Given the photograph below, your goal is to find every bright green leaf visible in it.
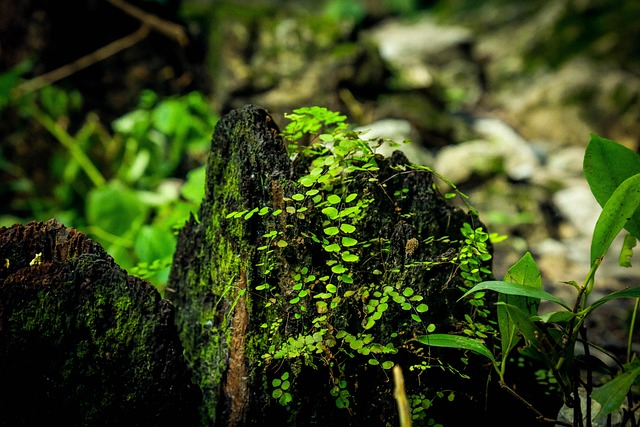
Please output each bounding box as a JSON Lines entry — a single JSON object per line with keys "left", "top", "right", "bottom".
{"left": 584, "top": 134, "right": 640, "bottom": 239}
{"left": 332, "top": 264, "right": 347, "bottom": 274}
{"left": 592, "top": 365, "right": 640, "bottom": 420}
{"left": 619, "top": 233, "right": 636, "bottom": 268}
{"left": 324, "top": 243, "right": 341, "bottom": 253}
{"left": 324, "top": 226, "right": 340, "bottom": 236}
{"left": 300, "top": 177, "right": 315, "bottom": 187}
{"left": 345, "top": 193, "right": 358, "bottom": 203}
{"left": 340, "top": 223, "right": 356, "bottom": 233}
{"left": 416, "top": 303, "right": 429, "bottom": 313}
{"left": 134, "top": 225, "right": 175, "bottom": 263}
{"left": 327, "top": 194, "right": 341, "bottom": 204}
{"left": 87, "top": 182, "right": 146, "bottom": 236}
{"left": 341, "top": 237, "right": 358, "bottom": 247}
{"left": 590, "top": 173, "right": 640, "bottom": 264}
{"left": 341, "top": 252, "right": 359, "bottom": 262}
{"left": 460, "top": 281, "right": 571, "bottom": 310}
{"left": 417, "top": 334, "right": 495, "bottom": 363}
{"left": 322, "top": 206, "right": 339, "bottom": 219}
{"left": 498, "top": 252, "right": 542, "bottom": 359}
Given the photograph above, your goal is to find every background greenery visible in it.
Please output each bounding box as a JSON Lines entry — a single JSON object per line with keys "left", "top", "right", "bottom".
{"left": 1, "top": 0, "right": 638, "bottom": 292}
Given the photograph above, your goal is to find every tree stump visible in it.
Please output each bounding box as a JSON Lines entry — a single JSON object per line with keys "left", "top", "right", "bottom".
{"left": 168, "top": 105, "right": 497, "bottom": 425}
{"left": 0, "top": 219, "right": 201, "bottom": 426}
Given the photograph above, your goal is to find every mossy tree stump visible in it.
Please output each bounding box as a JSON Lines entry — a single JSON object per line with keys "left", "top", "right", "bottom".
{"left": 0, "top": 219, "right": 201, "bottom": 426}
{"left": 168, "top": 105, "right": 501, "bottom": 425}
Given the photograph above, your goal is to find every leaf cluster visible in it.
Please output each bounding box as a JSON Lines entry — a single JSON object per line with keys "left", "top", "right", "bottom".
{"left": 419, "top": 134, "right": 640, "bottom": 425}
{"left": 1, "top": 66, "right": 217, "bottom": 291}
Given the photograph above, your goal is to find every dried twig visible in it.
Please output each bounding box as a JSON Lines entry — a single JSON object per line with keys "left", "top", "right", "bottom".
{"left": 14, "top": 25, "right": 150, "bottom": 97}
{"left": 12, "top": 0, "right": 188, "bottom": 98}
{"left": 105, "top": 0, "right": 188, "bottom": 46}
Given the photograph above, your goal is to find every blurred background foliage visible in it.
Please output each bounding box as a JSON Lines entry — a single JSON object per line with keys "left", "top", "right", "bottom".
{"left": 1, "top": 0, "right": 638, "bottom": 292}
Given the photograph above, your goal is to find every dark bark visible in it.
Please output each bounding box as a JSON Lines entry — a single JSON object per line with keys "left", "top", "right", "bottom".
{"left": 168, "top": 105, "right": 497, "bottom": 426}
{"left": 0, "top": 219, "right": 201, "bottom": 426}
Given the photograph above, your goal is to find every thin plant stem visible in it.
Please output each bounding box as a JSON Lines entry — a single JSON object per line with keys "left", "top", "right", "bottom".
{"left": 32, "top": 107, "right": 106, "bottom": 188}
{"left": 628, "top": 298, "right": 640, "bottom": 363}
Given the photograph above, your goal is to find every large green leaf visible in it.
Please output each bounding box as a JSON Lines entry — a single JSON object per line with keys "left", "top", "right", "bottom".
{"left": 584, "top": 134, "right": 640, "bottom": 240}
{"left": 416, "top": 334, "right": 495, "bottom": 363}
{"left": 134, "top": 225, "right": 176, "bottom": 264}
{"left": 86, "top": 181, "right": 147, "bottom": 236}
{"left": 497, "top": 252, "right": 542, "bottom": 358}
{"left": 592, "top": 365, "right": 640, "bottom": 420}
{"left": 590, "top": 173, "right": 640, "bottom": 264}
{"left": 460, "top": 281, "right": 571, "bottom": 310}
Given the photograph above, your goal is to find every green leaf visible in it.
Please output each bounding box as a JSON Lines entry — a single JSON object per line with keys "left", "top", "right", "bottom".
{"left": 619, "top": 234, "right": 636, "bottom": 267}
{"left": 497, "top": 252, "right": 542, "bottom": 358}
{"left": 322, "top": 206, "right": 339, "bottom": 219}
{"left": 590, "top": 173, "right": 640, "bottom": 264}
{"left": 340, "top": 223, "right": 356, "bottom": 233}
{"left": 584, "top": 134, "right": 640, "bottom": 239}
{"left": 300, "top": 176, "right": 315, "bottom": 187}
{"left": 327, "top": 194, "right": 341, "bottom": 205}
{"left": 280, "top": 393, "right": 292, "bottom": 405}
{"left": 341, "top": 237, "right": 358, "bottom": 247}
{"left": 331, "top": 264, "right": 347, "bottom": 274}
{"left": 417, "top": 334, "right": 495, "bottom": 363}
{"left": 497, "top": 302, "right": 563, "bottom": 377}
{"left": 341, "top": 252, "right": 359, "bottom": 262}
{"left": 324, "top": 243, "right": 341, "bottom": 253}
{"left": 460, "top": 281, "right": 571, "bottom": 310}
{"left": 587, "top": 286, "right": 640, "bottom": 314}
{"left": 180, "top": 165, "right": 206, "bottom": 203}
{"left": 86, "top": 182, "right": 146, "bottom": 236}
{"left": 416, "top": 303, "right": 429, "bottom": 313}
{"left": 134, "top": 225, "right": 175, "bottom": 263}
{"left": 324, "top": 226, "right": 340, "bottom": 236}
{"left": 592, "top": 365, "right": 640, "bottom": 420}
{"left": 533, "top": 311, "right": 576, "bottom": 324}
{"left": 244, "top": 207, "right": 259, "bottom": 220}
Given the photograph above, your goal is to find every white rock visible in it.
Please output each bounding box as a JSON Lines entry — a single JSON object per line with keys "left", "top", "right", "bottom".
{"left": 357, "top": 119, "right": 434, "bottom": 165}
{"left": 365, "top": 17, "right": 471, "bottom": 64}
{"left": 552, "top": 184, "right": 601, "bottom": 235}
{"left": 434, "top": 117, "right": 541, "bottom": 184}
{"left": 473, "top": 117, "right": 541, "bottom": 181}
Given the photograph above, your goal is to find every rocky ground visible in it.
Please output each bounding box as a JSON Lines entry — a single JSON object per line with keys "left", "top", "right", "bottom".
{"left": 208, "top": 0, "right": 640, "bottom": 360}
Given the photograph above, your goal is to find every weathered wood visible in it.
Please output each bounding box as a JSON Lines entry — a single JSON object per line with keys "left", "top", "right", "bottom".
{"left": 0, "top": 219, "right": 201, "bottom": 426}
{"left": 168, "top": 105, "right": 497, "bottom": 425}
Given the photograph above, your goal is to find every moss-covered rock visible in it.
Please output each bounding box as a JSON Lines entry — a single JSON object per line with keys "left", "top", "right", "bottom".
{"left": 0, "top": 219, "right": 200, "bottom": 426}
